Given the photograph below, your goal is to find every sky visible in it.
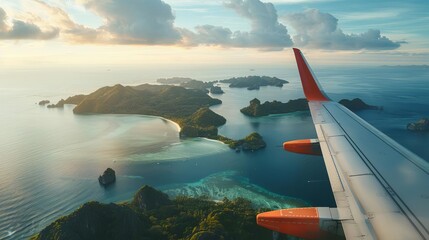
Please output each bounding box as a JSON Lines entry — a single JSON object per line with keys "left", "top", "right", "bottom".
{"left": 0, "top": 0, "right": 428, "bottom": 69}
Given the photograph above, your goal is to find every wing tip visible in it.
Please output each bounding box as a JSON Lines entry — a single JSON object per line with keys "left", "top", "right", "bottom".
{"left": 292, "top": 48, "right": 330, "bottom": 102}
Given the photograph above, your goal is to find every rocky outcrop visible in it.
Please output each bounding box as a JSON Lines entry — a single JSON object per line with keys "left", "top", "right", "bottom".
{"left": 407, "top": 118, "right": 429, "bottom": 132}
{"left": 98, "top": 168, "right": 116, "bottom": 186}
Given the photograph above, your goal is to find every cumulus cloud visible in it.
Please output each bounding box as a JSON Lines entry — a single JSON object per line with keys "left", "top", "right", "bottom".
{"left": 283, "top": 9, "right": 402, "bottom": 50}
{"left": 32, "top": 0, "right": 105, "bottom": 43}
{"left": 78, "top": 0, "right": 181, "bottom": 44}
{"left": 183, "top": 0, "right": 293, "bottom": 50}
{"left": 0, "top": 7, "right": 58, "bottom": 40}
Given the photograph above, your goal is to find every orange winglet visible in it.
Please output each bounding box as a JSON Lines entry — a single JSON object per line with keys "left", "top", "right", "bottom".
{"left": 257, "top": 208, "right": 323, "bottom": 239}
{"left": 293, "top": 48, "right": 329, "bottom": 101}
{"left": 283, "top": 139, "right": 322, "bottom": 156}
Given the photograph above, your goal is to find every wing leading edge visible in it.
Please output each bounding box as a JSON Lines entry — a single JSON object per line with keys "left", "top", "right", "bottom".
{"left": 257, "top": 48, "right": 429, "bottom": 240}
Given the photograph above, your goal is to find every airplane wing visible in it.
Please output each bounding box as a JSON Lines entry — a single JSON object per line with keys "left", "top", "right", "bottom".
{"left": 257, "top": 48, "right": 429, "bottom": 240}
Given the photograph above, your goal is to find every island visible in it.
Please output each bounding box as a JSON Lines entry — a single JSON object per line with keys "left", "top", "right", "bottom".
{"left": 407, "top": 118, "right": 429, "bottom": 132}
{"left": 338, "top": 98, "right": 380, "bottom": 111}
{"left": 157, "top": 77, "right": 214, "bottom": 92}
{"left": 210, "top": 86, "right": 224, "bottom": 94}
{"left": 240, "top": 98, "right": 379, "bottom": 117}
{"left": 31, "top": 185, "right": 273, "bottom": 240}
{"left": 240, "top": 98, "right": 309, "bottom": 117}
{"left": 214, "top": 132, "right": 266, "bottom": 151}
{"left": 220, "top": 76, "right": 288, "bottom": 90}
{"left": 38, "top": 100, "right": 50, "bottom": 105}
{"left": 53, "top": 84, "right": 266, "bottom": 151}
{"left": 98, "top": 168, "right": 116, "bottom": 186}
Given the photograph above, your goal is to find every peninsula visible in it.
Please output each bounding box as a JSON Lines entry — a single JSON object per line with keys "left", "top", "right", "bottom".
{"left": 31, "top": 185, "right": 273, "bottom": 240}
{"left": 220, "top": 76, "right": 288, "bottom": 90}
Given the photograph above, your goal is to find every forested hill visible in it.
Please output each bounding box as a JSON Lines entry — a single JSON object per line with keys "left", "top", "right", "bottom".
{"left": 73, "top": 84, "right": 221, "bottom": 118}
{"left": 31, "top": 185, "right": 278, "bottom": 240}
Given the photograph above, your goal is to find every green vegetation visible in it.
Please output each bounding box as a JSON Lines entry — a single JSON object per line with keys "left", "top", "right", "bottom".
{"left": 241, "top": 98, "right": 379, "bottom": 117}
{"left": 241, "top": 98, "right": 309, "bottom": 117}
{"left": 213, "top": 132, "right": 266, "bottom": 151}
{"left": 32, "top": 185, "right": 278, "bottom": 240}
{"left": 220, "top": 76, "right": 288, "bottom": 90}
{"left": 70, "top": 84, "right": 223, "bottom": 138}
{"left": 55, "top": 84, "right": 266, "bottom": 151}
{"left": 339, "top": 98, "right": 379, "bottom": 111}
{"left": 178, "top": 108, "right": 226, "bottom": 138}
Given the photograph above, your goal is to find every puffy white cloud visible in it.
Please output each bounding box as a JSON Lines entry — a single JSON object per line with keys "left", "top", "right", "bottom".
{"left": 182, "top": 0, "right": 292, "bottom": 50}
{"left": 78, "top": 0, "right": 181, "bottom": 44}
{"left": 0, "top": 7, "right": 58, "bottom": 40}
{"left": 283, "top": 9, "right": 402, "bottom": 50}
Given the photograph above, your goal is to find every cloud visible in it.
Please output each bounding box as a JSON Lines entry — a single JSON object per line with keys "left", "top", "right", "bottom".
{"left": 78, "top": 0, "right": 181, "bottom": 44}
{"left": 182, "top": 0, "right": 293, "bottom": 50}
{"left": 283, "top": 9, "right": 402, "bottom": 50}
{"left": 0, "top": 7, "right": 58, "bottom": 40}
{"left": 32, "top": 0, "right": 105, "bottom": 43}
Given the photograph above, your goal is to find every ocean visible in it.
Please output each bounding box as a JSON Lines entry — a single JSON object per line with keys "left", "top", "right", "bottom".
{"left": 0, "top": 65, "right": 428, "bottom": 239}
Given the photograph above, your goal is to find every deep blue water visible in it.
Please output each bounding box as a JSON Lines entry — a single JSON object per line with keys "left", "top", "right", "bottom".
{"left": 0, "top": 65, "right": 428, "bottom": 239}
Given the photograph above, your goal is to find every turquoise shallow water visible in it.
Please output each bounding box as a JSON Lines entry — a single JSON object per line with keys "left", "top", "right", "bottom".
{"left": 0, "top": 66, "right": 428, "bottom": 239}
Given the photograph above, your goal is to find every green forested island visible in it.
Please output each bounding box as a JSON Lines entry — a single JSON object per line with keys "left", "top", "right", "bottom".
{"left": 338, "top": 98, "right": 380, "bottom": 111}
{"left": 48, "top": 84, "right": 266, "bottom": 149}
{"left": 215, "top": 132, "right": 267, "bottom": 151}
{"left": 241, "top": 98, "right": 379, "bottom": 117}
{"left": 32, "top": 185, "right": 278, "bottom": 240}
{"left": 220, "top": 76, "right": 288, "bottom": 90}
{"left": 241, "top": 98, "right": 309, "bottom": 117}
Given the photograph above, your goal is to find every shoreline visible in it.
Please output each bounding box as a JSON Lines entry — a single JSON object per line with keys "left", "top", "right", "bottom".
{"left": 159, "top": 117, "right": 181, "bottom": 132}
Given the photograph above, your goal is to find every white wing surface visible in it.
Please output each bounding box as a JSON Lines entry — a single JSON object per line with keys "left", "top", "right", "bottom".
{"left": 257, "top": 48, "right": 429, "bottom": 240}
